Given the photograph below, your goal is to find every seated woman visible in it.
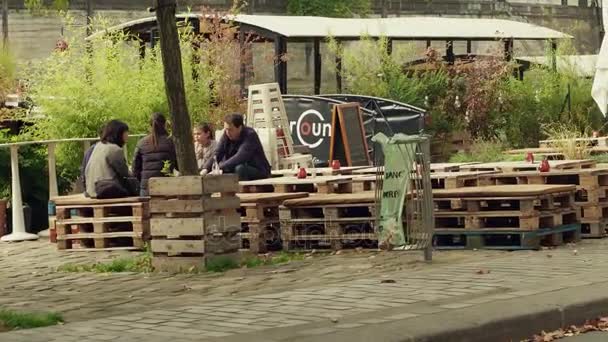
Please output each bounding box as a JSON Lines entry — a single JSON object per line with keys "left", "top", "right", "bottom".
{"left": 85, "top": 120, "right": 137, "bottom": 198}
{"left": 132, "top": 113, "right": 178, "bottom": 196}
{"left": 193, "top": 122, "right": 217, "bottom": 172}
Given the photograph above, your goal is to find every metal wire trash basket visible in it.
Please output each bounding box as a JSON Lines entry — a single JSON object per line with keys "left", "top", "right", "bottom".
{"left": 372, "top": 133, "right": 434, "bottom": 261}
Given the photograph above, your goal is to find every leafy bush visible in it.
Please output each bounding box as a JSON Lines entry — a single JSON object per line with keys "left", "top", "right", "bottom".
{"left": 330, "top": 35, "right": 604, "bottom": 154}
{"left": 26, "top": 13, "right": 247, "bottom": 191}
{"left": 0, "top": 308, "right": 63, "bottom": 330}
{"left": 448, "top": 139, "right": 515, "bottom": 163}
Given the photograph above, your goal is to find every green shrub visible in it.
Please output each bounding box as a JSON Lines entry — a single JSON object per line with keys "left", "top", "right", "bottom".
{"left": 0, "top": 308, "right": 63, "bottom": 330}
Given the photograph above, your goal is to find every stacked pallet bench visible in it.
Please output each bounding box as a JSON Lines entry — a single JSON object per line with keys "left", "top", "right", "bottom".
{"left": 478, "top": 168, "right": 608, "bottom": 238}
{"left": 433, "top": 185, "right": 581, "bottom": 250}
{"left": 149, "top": 175, "right": 241, "bottom": 272}
{"left": 237, "top": 192, "right": 308, "bottom": 253}
{"left": 460, "top": 160, "right": 596, "bottom": 172}
{"left": 53, "top": 194, "right": 149, "bottom": 251}
{"left": 240, "top": 175, "right": 355, "bottom": 194}
{"left": 279, "top": 192, "right": 380, "bottom": 251}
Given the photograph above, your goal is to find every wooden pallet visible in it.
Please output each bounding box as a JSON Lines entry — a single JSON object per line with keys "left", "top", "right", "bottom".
{"left": 237, "top": 192, "right": 308, "bottom": 253}
{"left": 460, "top": 160, "right": 596, "bottom": 172}
{"left": 434, "top": 223, "right": 581, "bottom": 250}
{"left": 433, "top": 186, "right": 576, "bottom": 214}
{"left": 435, "top": 209, "right": 578, "bottom": 230}
{"left": 148, "top": 175, "right": 242, "bottom": 272}
{"left": 279, "top": 192, "right": 379, "bottom": 250}
{"left": 53, "top": 195, "right": 149, "bottom": 251}
{"left": 478, "top": 168, "right": 608, "bottom": 206}
{"left": 240, "top": 175, "right": 355, "bottom": 194}
{"left": 271, "top": 166, "right": 370, "bottom": 177}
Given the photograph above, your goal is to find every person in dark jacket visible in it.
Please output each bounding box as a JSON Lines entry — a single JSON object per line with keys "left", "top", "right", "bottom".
{"left": 202, "top": 113, "right": 271, "bottom": 181}
{"left": 132, "top": 113, "right": 178, "bottom": 196}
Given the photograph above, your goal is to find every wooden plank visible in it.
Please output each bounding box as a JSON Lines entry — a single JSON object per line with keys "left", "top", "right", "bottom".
{"left": 56, "top": 232, "right": 142, "bottom": 240}
{"left": 282, "top": 192, "right": 376, "bottom": 207}
{"left": 58, "top": 246, "right": 141, "bottom": 252}
{"left": 52, "top": 194, "right": 148, "bottom": 205}
{"left": 432, "top": 185, "right": 576, "bottom": 198}
{"left": 460, "top": 160, "right": 596, "bottom": 172}
{"left": 149, "top": 176, "right": 202, "bottom": 196}
{"left": 203, "top": 174, "right": 239, "bottom": 193}
{"left": 240, "top": 175, "right": 354, "bottom": 186}
{"left": 237, "top": 192, "right": 309, "bottom": 203}
{"left": 150, "top": 214, "right": 241, "bottom": 237}
{"left": 271, "top": 166, "right": 369, "bottom": 177}
{"left": 56, "top": 216, "right": 143, "bottom": 225}
{"left": 149, "top": 196, "right": 240, "bottom": 214}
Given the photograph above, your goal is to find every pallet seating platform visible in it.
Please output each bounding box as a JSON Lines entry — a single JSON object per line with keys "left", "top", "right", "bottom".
{"left": 460, "top": 160, "right": 596, "bottom": 172}
{"left": 279, "top": 192, "right": 380, "bottom": 251}
{"left": 52, "top": 194, "right": 149, "bottom": 251}
{"left": 432, "top": 185, "right": 581, "bottom": 250}
{"left": 237, "top": 192, "right": 308, "bottom": 253}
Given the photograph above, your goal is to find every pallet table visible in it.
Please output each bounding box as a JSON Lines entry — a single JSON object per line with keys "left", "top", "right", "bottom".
{"left": 240, "top": 175, "right": 355, "bottom": 194}
{"left": 478, "top": 168, "right": 608, "bottom": 238}
{"left": 279, "top": 192, "right": 379, "bottom": 251}
{"left": 149, "top": 175, "right": 241, "bottom": 272}
{"left": 53, "top": 194, "right": 149, "bottom": 251}
{"left": 351, "top": 163, "right": 481, "bottom": 175}
{"left": 237, "top": 192, "right": 308, "bottom": 253}
{"left": 348, "top": 171, "right": 497, "bottom": 192}
{"left": 459, "top": 160, "right": 596, "bottom": 172}
{"left": 271, "top": 166, "right": 370, "bottom": 177}
{"left": 432, "top": 185, "right": 581, "bottom": 250}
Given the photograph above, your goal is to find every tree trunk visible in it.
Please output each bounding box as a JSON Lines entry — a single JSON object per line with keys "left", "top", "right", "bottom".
{"left": 2, "top": 0, "right": 8, "bottom": 49}
{"left": 155, "top": 0, "right": 198, "bottom": 175}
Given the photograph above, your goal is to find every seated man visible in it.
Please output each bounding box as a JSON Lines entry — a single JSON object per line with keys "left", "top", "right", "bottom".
{"left": 203, "top": 113, "right": 271, "bottom": 181}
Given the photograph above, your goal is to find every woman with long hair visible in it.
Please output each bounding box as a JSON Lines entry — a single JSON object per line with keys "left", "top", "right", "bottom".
{"left": 133, "top": 113, "right": 178, "bottom": 196}
{"left": 193, "top": 122, "right": 217, "bottom": 171}
{"left": 85, "top": 120, "right": 136, "bottom": 198}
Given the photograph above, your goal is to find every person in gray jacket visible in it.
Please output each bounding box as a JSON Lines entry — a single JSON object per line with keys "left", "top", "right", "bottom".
{"left": 85, "top": 120, "right": 134, "bottom": 198}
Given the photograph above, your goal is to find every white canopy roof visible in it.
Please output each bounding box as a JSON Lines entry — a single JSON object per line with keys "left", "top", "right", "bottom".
{"left": 520, "top": 55, "right": 597, "bottom": 77}
{"left": 236, "top": 15, "right": 572, "bottom": 40}
{"left": 88, "top": 14, "right": 572, "bottom": 41}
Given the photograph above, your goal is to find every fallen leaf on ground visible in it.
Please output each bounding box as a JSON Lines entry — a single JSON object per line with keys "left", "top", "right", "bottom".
{"left": 476, "top": 269, "right": 490, "bottom": 275}
{"left": 546, "top": 254, "right": 553, "bottom": 258}
{"left": 267, "top": 269, "right": 296, "bottom": 274}
{"left": 330, "top": 317, "right": 339, "bottom": 323}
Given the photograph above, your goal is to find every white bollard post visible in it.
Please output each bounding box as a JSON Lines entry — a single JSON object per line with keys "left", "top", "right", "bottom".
{"left": 39, "top": 142, "right": 58, "bottom": 238}
{"left": 2, "top": 145, "right": 38, "bottom": 242}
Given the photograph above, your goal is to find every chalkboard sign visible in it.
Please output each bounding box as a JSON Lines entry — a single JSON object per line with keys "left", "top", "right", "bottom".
{"left": 329, "top": 103, "right": 371, "bottom": 166}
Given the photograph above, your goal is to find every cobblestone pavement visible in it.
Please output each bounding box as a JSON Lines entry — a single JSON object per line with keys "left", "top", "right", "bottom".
{"left": 2, "top": 239, "right": 608, "bottom": 341}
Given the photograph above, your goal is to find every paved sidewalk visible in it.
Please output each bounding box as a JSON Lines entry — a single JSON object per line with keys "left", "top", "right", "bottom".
{"left": 2, "top": 240, "right": 608, "bottom": 341}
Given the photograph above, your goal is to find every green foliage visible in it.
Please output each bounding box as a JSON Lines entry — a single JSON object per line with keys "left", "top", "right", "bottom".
{"left": 0, "top": 50, "right": 16, "bottom": 102}
{"left": 448, "top": 139, "right": 514, "bottom": 163}
{"left": 287, "top": 0, "right": 371, "bottom": 17}
{"left": 331, "top": 35, "right": 604, "bottom": 153}
{"left": 0, "top": 308, "right": 63, "bottom": 330}
{"left": 205, "top": 255, "right": 240, "bottom": 273}
{"left": 24, "top": 0, "right": 70, "bottom": 15}
{"left": 27, "top": 14, "right": 244, "bottom": 191}
{"left": 57, "top": 245, "right": 153, "bottom": 273}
